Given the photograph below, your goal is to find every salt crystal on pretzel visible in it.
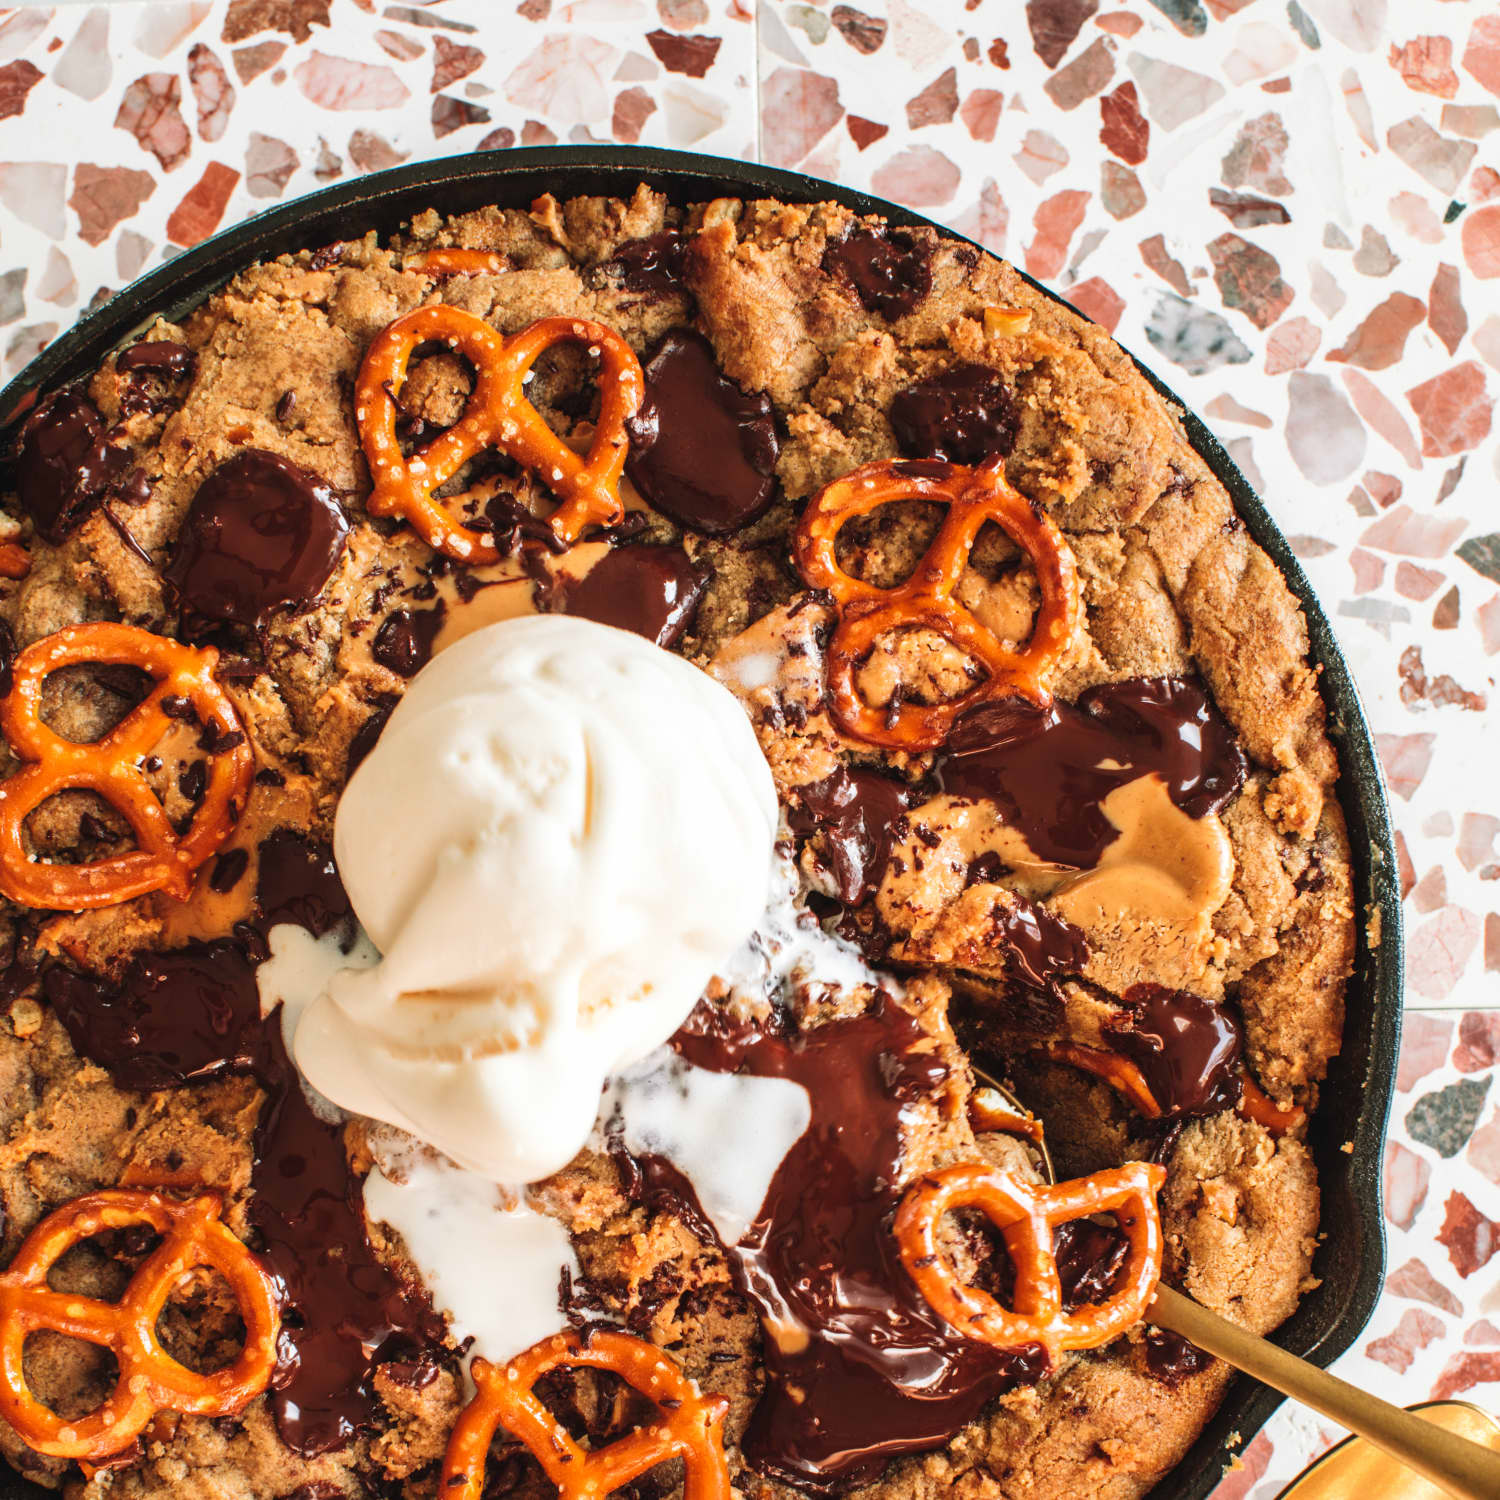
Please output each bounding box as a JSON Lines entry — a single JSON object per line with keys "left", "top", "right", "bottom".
{"left": 442, "top": 1328, "right": 730, "bottom": 1500}
{"left": 355, "top": 307, "right": 644, "bottom": 563}
{"left": 895, "top": 1160, "right": 1166, "bottom": 1367}
{"left": 793, "top": 456, "right": 1080, "bottom": 750}
{"left": 0, "top": 622, "right": 253, "bottom": 911}
{"left": 0, "top": 1189, "right": 280, "bottom": 1461}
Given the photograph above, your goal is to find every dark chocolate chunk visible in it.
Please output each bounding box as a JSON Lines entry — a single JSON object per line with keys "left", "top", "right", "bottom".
{"left": 603, "top": 230, "right": 689, "bottom": 297}
{"left": 823, "top": 227, "right": 932, "bottom": 319}
{"left": 1106, "top": 983, "right": 1245, "bottom": 1120}
{"left": 1055, "top": 1219, "right": 1129, "bottom": 1309}
{"left": 789, "top": 766, "right": 911, "bottom": 905}
{"left": 1144, "top": 1328, "right": 1212, "bottom": 1386}
{"left": 371, "top": 604, "right": 446, "bottom": 677}
{"left": 116, "top": 340, "right": 197, "bottom": 380}
{"left": 990, "top": 893, "right": 1090, "bottom": 993}
{"left": 15, "top": 389, "right": 131, "bottom": 544}
{"left": 210, "top": 846, "right": 251, "bottom": 893}
{"left": 165, "top": 449, "right": 349, "bottom": 634}
{"left": 117, "top": 342, "right": 197, "bottom": 417}
{"left": 889, "top": 364, "right": 1019, "bottom": 464}
{"left": 625, "top": 329, "right": 780, "bottom": 538}
{"left": 346, "top": 696, "right": 397, "bottom": 779}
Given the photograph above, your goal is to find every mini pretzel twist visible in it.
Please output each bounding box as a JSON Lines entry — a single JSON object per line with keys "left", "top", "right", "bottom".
{"left": 895, "top": 1161, "right": 1166, "bottom": 1367}
{"left": 794, "top": 457, "right": 1080, "bottom": 750}
{"left": 0, "top": 623, "right": 253, "bottom": 911}
{"left": 442, "top": 1329, "right": 730, "bottom": 1500}
{"left": 0, "top": 1189, "right": 281, "bottom": 1461}
{"left": 355, "top": 307, "right": 645, "bottom": 562}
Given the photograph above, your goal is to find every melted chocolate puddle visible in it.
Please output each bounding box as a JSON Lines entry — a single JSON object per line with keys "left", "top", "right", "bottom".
{"left": 625, "top": 329, "right": 780, "bottom": 538}
{"left": 788, "top": 679, "right": 1241, "bottom": 994}
{"left": 940, "top": 676, "right": 1249, "bottom": 869}
{"left": 249, "top": 1018, "right": 442, "bottom": 1453}
{"left": 41, "top": 829, "right": 442, "bottom": 1455}
{"left": 44, "top": 941, "right": 261, "bottom": 1091}
{"left": 609, "top": 1146, "right": 720, "bottom": 1253}
{"left": 562, "top": 543, "right": 709, "bottom": 649}
{"left": 166, "top": 449, "right": 350, "bottom": 637}
{"left": 672, "top": 997, "right": 1044, "bottom": 1492}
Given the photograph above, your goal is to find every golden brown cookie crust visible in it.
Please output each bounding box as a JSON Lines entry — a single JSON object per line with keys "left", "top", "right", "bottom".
{"left": 0, "top": 187, "right": 1352, "bottom": 1500}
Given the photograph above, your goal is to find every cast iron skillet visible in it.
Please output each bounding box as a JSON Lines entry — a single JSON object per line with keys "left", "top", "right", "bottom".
{"left": 0, "top": 146, "right": 1402, "bottom": 1500}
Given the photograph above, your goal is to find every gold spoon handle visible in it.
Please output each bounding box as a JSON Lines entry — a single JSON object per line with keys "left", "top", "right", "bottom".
{"left": 1149, "top": 1286, "right": 1500, "bottom": 1500}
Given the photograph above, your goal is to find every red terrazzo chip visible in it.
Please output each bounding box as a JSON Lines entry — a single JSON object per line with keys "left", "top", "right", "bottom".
{"left": 0, "top": 59, "right": 43, "bottom": 120}
{"left": 1388, "top": 1257, "right": 1463, "bottom": 1316}
{"left": 293, "top": 49, "right": 409, "bottom": 109}
{"left": 116, "top": 72, "right": 192, "bottom": 171}
{"left": 1438, "top": 1191, "right": 1500, "bottom": 1279}
{"left": 1384, "top": 1140, "right": 1431, "bottom": 1231}
{"left": 1406, "top": 361, "right": 1494, "bottom": 458}
{"left": 1365, "top": 1308, "right": 1446, "bottom": 1373}
{"left": 906, "top": 67, "right": 959, "bottom": 128}
{"left": 1329, "top": 293, "right": 1426, "bottom": 371}
{"left": 1432, "top": 1350, "right": 1500, "bottom": 1400}
{"left": 431, "top": 36, "right": 483, "bottom": 93}
{"left": 1389, "top": 36, "right": 1460, "bottom": 101}
{"left": 165, "top": 159, "right": 240, "bottom": 246}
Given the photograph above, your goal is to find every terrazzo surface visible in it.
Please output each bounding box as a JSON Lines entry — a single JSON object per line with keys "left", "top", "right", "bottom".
{"left": 0, "top": 1, "right": 1496, "bottom": 1495}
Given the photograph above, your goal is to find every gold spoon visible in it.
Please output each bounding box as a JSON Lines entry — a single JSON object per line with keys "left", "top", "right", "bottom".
{"left": 972, "top": 1072, "right": 1500, "bottom": 1500}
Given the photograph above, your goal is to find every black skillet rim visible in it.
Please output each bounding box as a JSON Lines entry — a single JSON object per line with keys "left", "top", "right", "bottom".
{"left": 0, "top": 145, "right": 1403, "bottom": 1500}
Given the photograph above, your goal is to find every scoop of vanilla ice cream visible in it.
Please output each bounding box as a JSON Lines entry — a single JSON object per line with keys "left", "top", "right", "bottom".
{"left": 293, "top": 614, "right": 777, "bottom": 1183}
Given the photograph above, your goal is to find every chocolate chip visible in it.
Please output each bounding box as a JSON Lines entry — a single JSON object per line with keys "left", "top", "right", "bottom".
{"left": 307, "top": 242, "right": 345, "bottom": 271}
{"left": 371, "top": 606, "right": 445, "bottom": 678}
{"left": 209, "top": 847, "right": 250, "bottom": 893}
{"left": 178, "top": 759, "right": 207, "bottom": 805}
{"left": 196, "top": 719, "right": 246, "bottom": 755}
